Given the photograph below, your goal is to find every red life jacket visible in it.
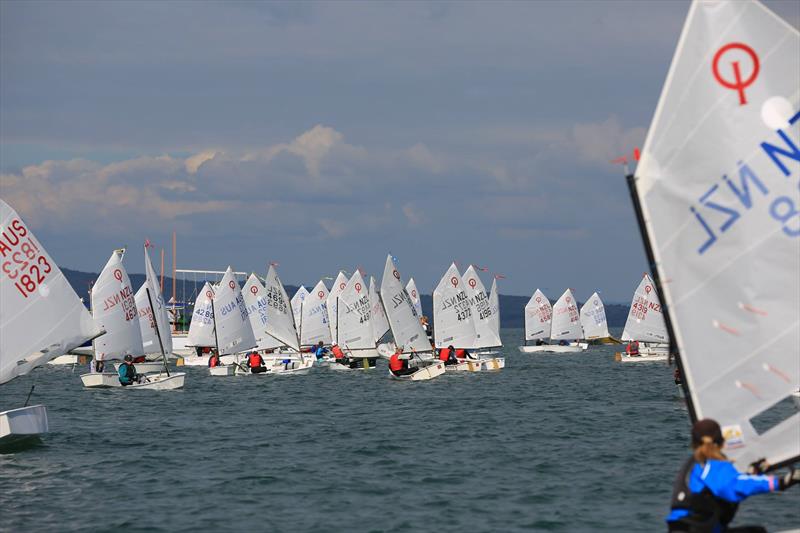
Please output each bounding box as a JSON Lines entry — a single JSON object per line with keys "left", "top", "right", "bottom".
{"left": 626, "top": 341, "right": 640, "bottom": 355}
{"left": 332, "top": 345, "right": 345, "bottom": 359}
{"left": 133, "top": 355, "right": 146, "bottom": 363}
{"left": 248, "top": 352, "right": 263, "bottom": 368}
{"left": 389, "top": 353, "right": 404, "bottom": 372}
{"left": 208, "top": 355, "right": 220, "bottom": 368}
{"left": 439, "top": 348, "right": 451, "bottom": 362}
{"left": 455, "top": 349, "right": 466, "bottom": 359}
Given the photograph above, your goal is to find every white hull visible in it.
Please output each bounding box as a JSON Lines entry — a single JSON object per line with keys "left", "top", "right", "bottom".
{"left": 270, "top": 359, "right": 314, "bottom": 375}
{"left": 81, "top": 372, "right": 186, "bottom": 389}
{"left": 0, "top": 405, "right": 48, "bottom": 449}
{"left": 178, "top": 355, "right": 209, "bottom": 367}
{"left": 518, "top": 343, "right": 587, "bottom": 353}
{"left": 48, "top": 354, "right": 80, "bottom": 365}
{"left": 209, "top": 365, "right": 236, "bottom": 376}
{"left": 389, "top": 361, "right": 446, "bottom": 381}
{"left": 616, "top": 353, "right": 669, "bottom": 363}
{"left": 113, "top": 362, "right": 167, "bottom": 373}
{"left": 445, "top": 357, "right": 505, "bottom": 372}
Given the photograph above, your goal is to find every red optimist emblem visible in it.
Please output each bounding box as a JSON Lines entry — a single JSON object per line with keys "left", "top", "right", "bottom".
{"left": 712, "top": 42, "right": 759, "bottom": 105}
{"left": 113, "top": 269, "right": 123, "bottom": 282}
{"left": 250, "top": 286, "right": 258, "bottom": 295}
{"left": 339, "top": 282, "right": 346, "bottom": 290}
{"left": 450, "top": 276, "right": 459, "bottom": 287}
{"left": 318, "top": 290, "right": 325, "bottom": 299}
{"left": 229, "top": 281, "right": 236, "bottom": 290}
{"left": 645, "top": 285, "right": 652, "bottom": 294}
{"left": 206, "top": 290, "right": 213, "bottom": 298}
{"left": 468, "top": 278, "right": 477, "bottom": 288}
{"left": 393, "top": 270, "right": 400, "bottom": 280}
{"left": 566, "top": 297, "right": 571, "bottom": 303}
{"left": 355, "top": 283, "right": 362, "bottom": 292}
{"left": 411, "top": 290, "right": 417, "bottom": 298}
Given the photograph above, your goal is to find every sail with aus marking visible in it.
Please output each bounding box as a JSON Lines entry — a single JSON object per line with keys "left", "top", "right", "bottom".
{"left": 300, "top": 280, "right": 332, "bottom": 346}
{"left": 0, "top": 199, "right": 101, "bottom": 384}
{"left": 550, "top": 289, "right": 582, "bottom": 341}
{"left": 212, "top": 267, "right": 256, "bottom": 355}
{"left": 327, "top": 272, "right": 349, "bottom": 344}
{"left": 433, "top": 263, "right": 476, "bottom": 349}
{"left": 242, "top": 274, "right": 282, "bottom": 351}
{"left": 580, "top": 292, "right": 609, "bottom": 340}
{"left": 462, "top": 265, "right": 501, "bottom": 348}
{"left": 379, "top": 254, "right": 431, "bottom": 354}
{"left": 337, "top": 270, "right": 374, "bottom": 351}
{"left": 406, "top": 278, "right": 423, "bottom": 317}
{"left": 620, "top": 275, "right": 668, "bottom": 343}
{"left": 369, "top": 276, "right": 390, "bottom": 344}
{"left": 186, "top": 282, "right": 216, "bottom": 347}
{"left": 524, "top": 289, "right": 552, "bottom": 341}
{"left": 631, "top": 0, "right": 799, "bottom": 468}
{"left": 91, "top": 250, "right": 143, "bottom": 361}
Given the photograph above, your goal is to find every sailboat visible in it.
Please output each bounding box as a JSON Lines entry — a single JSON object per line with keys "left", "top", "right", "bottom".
{"left": 291, "top": 285, "right": 308, "bottom": 329}
{"left": 82, "top": 244, "right": 185, "bottom": 389}
{"left": 379, "top": 255, "right": 445, "bottom": 381}
{"left": 370, "top": 275, "right": 390, "bottom": 346}
{"left": 629, "top": 0, "right": 799, "bottom": 470}
{"left": 547, "top": 289, "right": 587, "bottom": 352}
{"left": 579, "top": 292, "right": 618, "bottom": 345}
{"left": 406, "top": 278, "right": 423, "bottom": 318}
{"left": 326, "top": 271, "right": 349, "bottom": 344}
{"left": 616, "top": 275, "right": 670, "bottom": 362}
{"left": 258, "top": 264, "right": 312, "bottom": 373}
{"left": 1, "top": 199, "right": 102, "bottom": 448}
{"left": 456, "top": 266, "right": 504, "bottom": 371}
{"left": 298, "top": 280, "right": 332, "bottom": 348}
{"left": 488, "top": 277, "right": 501, "bottom": 342}
{"left": 208, "top": 267, "right": 257, "bottom": 375}
{"left": 180, "top": 282, "right": 217, "bottom": 366}
{"left": 330, "top": 270, "right": 380, "bottom": 369}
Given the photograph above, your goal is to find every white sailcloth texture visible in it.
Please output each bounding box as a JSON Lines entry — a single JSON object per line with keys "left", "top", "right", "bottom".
{"left": 0, "top": 199, "right": 101, "bottom": 384}
{"left": 621, "top": 275, "right": 668, "bottom": 343}
{"left": 327, "top": 272, "right": 349, "bottom": 344}
{"left": 291, "top": 286, "right": 308, "bottom": 328}
{"left": 263, "top": 265, "right": 300, "bottom": 351}
{"left": 379, "top": 255, "right": 431, "bottom": 354}
{"left": 524, "top": 289, "right": 552, "bottom": 341}
{"left": 433, "top": 263, "right": 476, "bottom": 349}
{"left": 300, "top": 281, "right": 331, "bottom": 346}
{"left": 550, "top": 289, "right": 582, "bottom": 341}
{"left": 141, "top": 245, "right": 173, "bottom": 355}
{"left": 462, "top": 266, "right": 501, "bottom": 348}
{"left": 212, "top": 268, "right": 256, "bottom": 355}
{"left": 580, "top": 292, "right": 609, "bottom": 340}
{"left": 634, "top": 0, "right": 799, "bottom": 466}
{"left": 186, "top": 283, "right": 216, "bottom": 347}
{"left": 337, "top": 270, "right": 374, "bottom": 351}
{"left": 369, "top": 276, "right": 390, "bottom": 344}
{"left": 242, "top": 275, "right": 282, "bottom": 351}
{"left": 91, "top": 250, "right": 143, "bottom": 361}
{"left": 488, "top": 278, "right": 501, "bottom": 341}
{"left": 406, "top": 278, "right": 423, "bottom": 317}
{"left": 135, "top": 284, "right": 159, "bottom": 354}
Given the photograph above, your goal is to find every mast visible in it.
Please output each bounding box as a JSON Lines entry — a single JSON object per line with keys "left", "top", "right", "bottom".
{"left": 626, "top": 173, "right": 695, "bottom": 422}
{"left": 210, "top": 297, "right": 221, "bottom": 361}
{"left": 145, "top": 287, "right": 170, "bottom": 377}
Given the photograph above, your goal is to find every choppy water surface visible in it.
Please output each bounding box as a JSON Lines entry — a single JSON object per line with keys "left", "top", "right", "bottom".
{"left": 2, "top": 328, "right": 798, "bottom": 532}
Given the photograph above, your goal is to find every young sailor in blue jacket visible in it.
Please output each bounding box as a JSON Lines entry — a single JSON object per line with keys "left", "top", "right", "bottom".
{"left": 118, "top": 354, "right": 140, "bottom": 386}
{"left": 313, "top": 341, "right": 328, "bottom": 361}
{"left": 666, "top": 418, "right": 799, "bottom": 532}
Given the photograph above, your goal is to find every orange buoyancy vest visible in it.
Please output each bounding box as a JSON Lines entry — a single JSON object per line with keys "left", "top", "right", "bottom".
{"left": 332, "top": 345, "right": 345, "bottom": 359}
{"left": 389, "top": 353, "right": 404, "bottom": 372}
{"left": 455, "top": 349, "right": 466, "bottom": 359}
{"left": 209, "top": 355, "right": 220, "bottom": 368}
{"left": 439, "top": 348, "right": 451, "bottom": 362}
{"left": 248, "top": 352, "right": 263, "bottom": 368}
{"left": 626, "top": 341, "right": 640, "bottom": 355}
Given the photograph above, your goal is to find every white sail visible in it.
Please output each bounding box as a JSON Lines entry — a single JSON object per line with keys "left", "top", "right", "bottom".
{"left": 369, "top": 275, "right": 390, "bottom": 344}
{"left": 337, "top": 270, "right": 374, "bottom": 351}
{"left": 186, "top": 282, "right": 216, "bottom": 347}
{"left": 379, "top": 254, "right": 431, "bottom": 354}
{"left": 263, "top": 264, "right": 300, "bottom": 351}
{"left": 327, "top": 271, "right": 349, "bottom": 344}
{"left": 621, "top": 275, "right": 668, "bottom": 343}
{"left": 488, "top": 278, "right": 501, "bottom": 340}
{"left": 291, "top": 285, "right": 308, "bottom": 327}
{"left": 300, "top": 280, "right": 332, "bottom": 346}
{"left": 550, "top": 289, "right": 583, "bottom": 341}
{"left": 242, "top": 275, "right": 282, "bottom": 351}
{"left": 433, "top": 263, "right": 476, "bottom": 349}
{"left": 212, "top": 267, "right": 256, "bottom": 355}
{"left": 524, "top": 289, "right": 552, "bottom": 341}
{"left": 0, "top": 199, "right": 101, "bottom": 384}
{"left": 139, "top": 245, "right": 173, "bottom": 355}
{"left": 462, "top": 266, "right": 502, "bottom": 348}
{"left": 580, "top": 292, "right": 609, "bottom": 340}
{"left": 633, "top": 0, "right": 800, "bottom": 466}
{"left": 406, "top": 278, "right": 423, "bottom": 317}
{"left": 91, "top": 250, "right": 143, "bottom": 361}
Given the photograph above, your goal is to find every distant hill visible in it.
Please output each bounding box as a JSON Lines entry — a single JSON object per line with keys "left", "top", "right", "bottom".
{"left": 62, "top": 268, "right": 630, "bottom": 328}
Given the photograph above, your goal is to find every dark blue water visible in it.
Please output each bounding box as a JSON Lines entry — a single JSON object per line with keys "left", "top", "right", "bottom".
{"left": 2, "top": 328, "right": 798, "bottom": 532}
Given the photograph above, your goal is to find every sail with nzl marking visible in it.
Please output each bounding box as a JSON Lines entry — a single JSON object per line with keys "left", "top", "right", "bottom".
{"left": 242, "top": 274, "right": 282, "bottom": 351}
{"left": 379, "top": 255, "right": 431, "bottom": 354}
{"left": 0, "top": 199, "right": 101, "bottom": 384}
{"left": 327, "top": 272, "right": 349, "bottom": 344}
{"left": 337, "top": 270, "right": 374, "bottom": 351}
{"left": 300, "top": 280, "right": 331, "bottom": 346}
{"left": 186, "top": 282, "right": 216, "bottom": 348}
{"left": 580, "top": 292, "right": 609, "bottom": 341}
{"left": 462, "top": 266, "right": 501, "bottom": 348}
{"left": 631, "top": 0, "right": 799, "bottom": 467}
{"left": 550, "top": 289, "right": 582, "bottom": 341}
{"left": 406, "top": 278, "right": 423, "bottom": 317}
{"left": 212, "top": 267, "right": 256, "bottom": 355}
{"left": 620, "top": 275, "right": 668, "bottom": 343}
{"left": 433, "top": 263, "right": 476, "bottom": 349}
{"left": 369, "top": 275, "right": 390, "bottom": 344}
{"left": 91, "top": 249, "right": 143, "bottom": 361}
{"left": 524, "top": 289, "right": 552, "bottom": 341}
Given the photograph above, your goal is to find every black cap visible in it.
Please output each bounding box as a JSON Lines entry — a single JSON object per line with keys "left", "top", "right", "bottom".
{"left": 124, "top": 354, "right": 133, "bottom": 362}
{"left": 692, "top": 419, "right": 724, "bottom": 446}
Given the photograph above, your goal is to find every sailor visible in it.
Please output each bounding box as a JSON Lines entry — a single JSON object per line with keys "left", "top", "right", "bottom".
{"left": 666, "top": 418, "right": 799, "bottom": 532}
{"left": 626, "top": 340, "right": 640, "bottom": 356}
{"left": 439, "top": 345, "right": 458, "bottom": 366}
{"left": 313, "top": 341, "right": 329, "bottom": 361}
{"left": 208, "top": 350, "right": 222, "bottom": 368}
{"left": 389, "top": 346, "right": 416, "bottom": 377}
{"left": 94, "top": 358, "right": 105, "bottom": 373}
{"left": 535, "top": 339, "right": 547, "bottom": 346}
{"left": 558, "top": 339, "right": 569, "bottom": 346}
{"left": 674, "top": 367, "right": 682, "bottom": 386}
{"left": 247, "top": 351, "right": 267, "bottom": 374}
{"left": 331, "top": 344, "right": 349, "bottom": 366}
{"left": 455, "top": 348, "right": 474, "bottom": 360}
{"left": 118, "top": 354, "right": 140, "bottom": 386}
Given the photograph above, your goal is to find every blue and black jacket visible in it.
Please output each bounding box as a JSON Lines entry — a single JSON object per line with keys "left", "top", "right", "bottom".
{"left": 118, "top": 363, "right": 137, "bottom": 385}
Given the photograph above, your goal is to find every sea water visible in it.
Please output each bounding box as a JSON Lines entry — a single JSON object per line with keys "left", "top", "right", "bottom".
{"left": 1, "top": 328, "right": 798, "bottom": 532}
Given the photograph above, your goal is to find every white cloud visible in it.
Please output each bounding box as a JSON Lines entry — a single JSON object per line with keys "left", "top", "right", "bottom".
{"left": 185, "top": 150, "right": 218, "bottom": 174}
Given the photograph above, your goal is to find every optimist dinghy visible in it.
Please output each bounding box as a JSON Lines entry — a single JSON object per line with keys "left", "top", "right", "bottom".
{"left": 455, "top": 266, "right": 504, "bottom": 371}
{"left": 329, "top": 270, "right": 381, "bottom": 370}
{"left": 1, "top": 199, "right": 102, "bottom": 448}
{"left": 580, "top": 292, "right": 618, "bottom": 345}
{"left": 616, "top": 275, "right": 670, "bottom": 363}
{"left": 519, "top": 289, "right": 585, "bottom": 353}
{"left": 629, "top": 0, "right": 799, "bottom": 470}
{"left": 207, "top": 267, "right": 257, "bottom": 376}
{"left": 518, "top": 289, "right": 553, "bottom": 353}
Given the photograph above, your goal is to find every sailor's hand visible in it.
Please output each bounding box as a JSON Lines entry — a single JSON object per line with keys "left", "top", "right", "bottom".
{"left": 778, "top": 468, "right": 800, "bottom": 491}
{"left": 748, "top": 458, "right": 769, "bottom": 474}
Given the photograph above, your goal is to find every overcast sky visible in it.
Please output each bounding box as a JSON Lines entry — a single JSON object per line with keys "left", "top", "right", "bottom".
{"left": 2, "top": 0, "right": 798, "bottom": 302}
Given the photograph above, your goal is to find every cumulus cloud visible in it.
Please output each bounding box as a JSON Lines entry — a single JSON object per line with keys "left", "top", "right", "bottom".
{"left": 185, "top": 150, "right": 218, "bottom": 174}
